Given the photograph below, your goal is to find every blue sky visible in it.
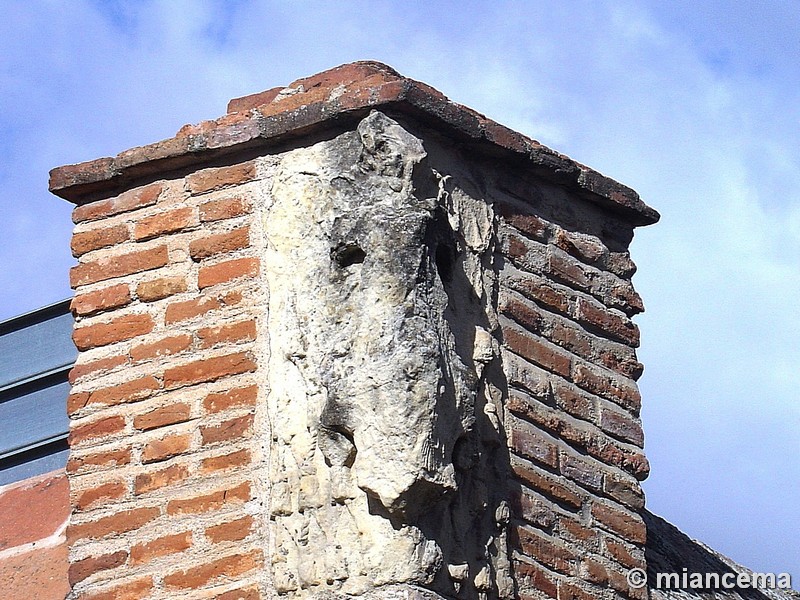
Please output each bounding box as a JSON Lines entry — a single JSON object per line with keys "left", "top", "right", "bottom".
{"left": 2, "top": 0, "right": 798, "bottom": 581}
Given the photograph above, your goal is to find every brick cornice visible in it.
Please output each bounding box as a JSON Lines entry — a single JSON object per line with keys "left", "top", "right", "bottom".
{"left": 49, "top": 60, "right": 659, "bottom": 225}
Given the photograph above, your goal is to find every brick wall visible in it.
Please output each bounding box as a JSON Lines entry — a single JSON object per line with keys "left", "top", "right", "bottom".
{"left": 494, "top": 182, "right": 650, "bottom": 600}
{"left": 65, "top": 166, "right": 266, "bottom": 599}
{"left": 50, "top": 61, "right": 659, "bottom": 600}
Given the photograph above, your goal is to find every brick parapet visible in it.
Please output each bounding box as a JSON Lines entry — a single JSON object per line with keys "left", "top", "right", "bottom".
{"left": 63, "top": 161, "right": 269, "bottom": 599}
{"left": 497, "top": 189, "right": 649, "bottom": 600}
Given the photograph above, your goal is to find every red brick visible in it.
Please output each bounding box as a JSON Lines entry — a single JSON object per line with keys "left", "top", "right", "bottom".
{"left": 81, "top": 577, "right": 153, "bottom": 600}
{"left": 604, "top": 537, "right": 644, "bottom": 570}
{"left": 510, "top": 488, "right": 556, "bottom": 529}
{"left": 499, "top": 209, "right": 549, "bottom": 242}
{"left": 227, "top": 86, "right": 283, "bottom": 112}
{"left": 499, "top": 293, "right": 543, "bottom": 333}
{"left": 133, "top": 403, "right": 191, "bottom": 431}
{"left": 559, "top": 515, "right": 600, "bottom": 549}
{"left": 163, "top": 549, "right": 262, "bottom": 589}
{"left": 167, "top": 482, "right": 251, "bottom": 515}
{"left": 509, "top": 394, "right": 596, "bottom": 456}
{"left": 79, "top": 375, "right": 160, "bottom": 411}
{"left": 609, "top": 566, "right": 647, "bottom": 599}
{"left": 549, "top": 320, "right": 593, "bottom": 360}
{"left": 514, "top": 560, "right": 558, "bottom": 598}
{"left": 71, "top": 284, "right": 131, "bottom": 316}
{"left": 552, "top": 381, "right": 597, "bottom": 422}
{"left": 75, "top": 481, "right": 126, "bottom": 511}
{"left": 70, "top": 245, "right": 169, "bottom": 287}
{"left": 164, "top": 352, "right": 257, "bottom": 388}
{"left": 511, "top": 277, "right": 571, "bottom": 315}
{"left": 546, "top": 248, "right": 591, "bottom": 290}
{"left": 557, "top": 580, "right": 597, "bottom": 600}
{"left": 68, "top": 550, "right": 127, "bottom": 585}
{"left": 205, "top": 515, "right": 253, "bottom": 543}
{"left": 585, "top": 438, "right": 649, "bottom": 481}
{"left": 203, "top": 385, "right": 258, "bottom": 413}
{"left": 190, "top": 227, "right": 250, "bottom": 261}
{"left": 572, "top": 363, "right": 641, "bottom": 413}
{"left": 134, "top": 207, "right": 194, "bottom": 240}
{"left": 67, "top": 448, "right": 131, "bottom": 474}
{"left": 72, "top": 183, "right": 163, "bottom": 223}
{"left": 136, "top": 275, "right": 188, "bottom": 302}
{"left": 504, "top": 327, "right": 571, "bottom": 378}
{"left": 69, "top": 354, "right": 127, "bottom": 384}
{"left": 599, "top": 408, "right": 644, "bottom": 446}
{"left": 73, "top": 313, "right": 154, "bottom": 350}
{"left": 512, "top": 526, "right": 576, "bottom": 575}
{"left": 187, "top": 162, "right": 257, "bottom": 195}
{"left": 575, "top": 298, "right": 639, "bottom": 347}
{"left": 610, "top": 282, "right": 645, "bottom": 315}
{"left": 142, "top": 433, "right": 192, "bottom": 463}
{"left": 214, "top": 586, "right": 261, "bottom": 600}
{"left": 71, "top": 224, "right": 130, "bottom": 257}
{"left": 200, "top": 449, "right": 251, "bottom": 473}
{"left": 511, "top": 460, "right": 584, "bottom": 510}
{"left": 130, "top": 532, "right": 192, "bottom": 565}
{"left": 508, "top": 422, "right": 559, "bottom": 469}
{"left": 198, "top": 257, "right": 260, "bottom": 289}
{"left": 130, "top": 333, "right": 192, "bottom": 362}
{"left": 0, "top": 473, "right": 69, "bottom": 550}
{"left": 605, "top": 252, "right": 637, "bottom": 278}
{"left": 201, "top": 414, "right": 255, "bottom": 445}
{"left": 198, "top": 320, "right": 257, "bottom": 348}
{"left": 603, "top": 472, "right": 645, "bottom": 510}
{"left": 591, "top": 501, "right": 647, "bottom": 545}
{"left": 199, "top": 196, "right": 251, "bottom": 222}
{"left": 222, "top": 289, "right": 243, "bottom": 305}
{"left": 505, "top": 233, "right": 533, "bottom": 262}
{"left": 165, "top": 296, "right": 221, "bottom": 323}
{"left": 134, "top": 464, "right": 189, "bottom": 495}
{"left": 69, "top": 415, "right": 126, "bottom": 446}
{"left": 560, "top": 452, "right": 603, "bottom": 492}
{"left": 554, "top": 229, "right": 606, "bottom": 265}
{"left": 67, "top": 392, "right": 91, "bottom": 415}
{"left": 67, "top": 507, "right": 159, "bottom": 542}
{"left": 598, "top": 347, "right": 644, "bottom": 380}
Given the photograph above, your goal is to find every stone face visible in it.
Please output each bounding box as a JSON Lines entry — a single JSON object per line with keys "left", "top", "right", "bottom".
{"left": 50, "top": 64, "right": 665, "bottom": 600}
{"left": 263, "top": 111, "right": 512, "bottom": 598}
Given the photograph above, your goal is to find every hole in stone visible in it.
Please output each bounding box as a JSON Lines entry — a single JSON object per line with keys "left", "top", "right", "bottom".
{"left": 435, "top": 243, "right": 455, "bottom": 283}
{"left": 332, "top": 243, "right": 366, "bottom": 268}
{"left": 452, "top": 435, "right": 477, "bottom": 471}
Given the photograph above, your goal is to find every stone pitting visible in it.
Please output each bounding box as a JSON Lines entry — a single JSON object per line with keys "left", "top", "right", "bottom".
{"left": 263, "top": 111, "right": 513, "bottom": 598}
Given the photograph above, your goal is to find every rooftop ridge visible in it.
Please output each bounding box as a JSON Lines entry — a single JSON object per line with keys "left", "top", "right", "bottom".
{"left": 48, "top": 60, "right": 659, "bottom": 225}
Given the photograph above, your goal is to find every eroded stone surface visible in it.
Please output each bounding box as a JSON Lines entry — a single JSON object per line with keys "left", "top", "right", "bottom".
{"left": 262, "top": 112, "right": 512, "bottom": 598}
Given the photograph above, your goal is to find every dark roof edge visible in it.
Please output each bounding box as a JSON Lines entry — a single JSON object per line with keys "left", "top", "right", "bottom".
{"left": 0, "top": 298, "right": 72, "bottom": 336}
{"left": 48, "top": 61, "right": 659, "bottom": 226}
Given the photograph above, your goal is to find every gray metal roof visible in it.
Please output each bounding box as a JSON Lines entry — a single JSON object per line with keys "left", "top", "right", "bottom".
{"left": 646, "top": 511, "right": 799, "bottom": 599}
{"left": 0, "top": 299, "right": 75, "bottom": 485}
